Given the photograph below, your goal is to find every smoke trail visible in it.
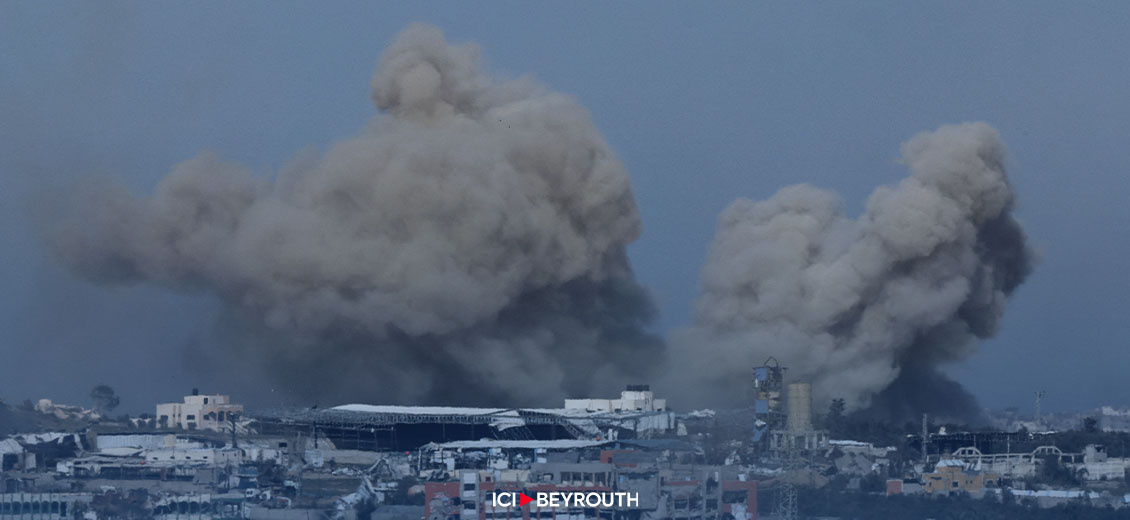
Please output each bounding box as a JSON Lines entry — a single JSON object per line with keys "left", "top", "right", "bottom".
{"left": 45, "top": 24, "right": 663, "bottom": 405}
{"left": 673, "top": 123, "right": 1033, "bottom": 421}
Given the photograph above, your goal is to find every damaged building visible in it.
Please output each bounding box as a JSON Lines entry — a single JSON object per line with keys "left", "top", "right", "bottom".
{"left": 252, "top": 388, "right": 676, "bottom": 452}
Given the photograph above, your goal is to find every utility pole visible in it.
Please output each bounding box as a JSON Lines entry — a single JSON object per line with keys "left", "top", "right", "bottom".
{"left": 1035, "top": 390, "right": 1046, "bottom": 428}
{"left": 922, "top": 414, "right": 929, "bottom": 467}
{"left": 229, "top": 413, "right": 238, "bottom": 449}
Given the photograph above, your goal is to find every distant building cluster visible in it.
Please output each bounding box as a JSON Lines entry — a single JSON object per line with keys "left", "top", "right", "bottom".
{"left": 5, "top": 374, "right": 1130, "bottom": 519}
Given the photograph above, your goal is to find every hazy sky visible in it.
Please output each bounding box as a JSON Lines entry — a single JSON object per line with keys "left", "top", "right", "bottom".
{"left": 2, "top": 2, "right": 1128, "bottom": 414}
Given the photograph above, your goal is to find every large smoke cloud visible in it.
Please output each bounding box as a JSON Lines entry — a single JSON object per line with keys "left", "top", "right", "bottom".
{"left": 673, "top": 123, "right": 1033, "bottom": 421}
{"left": 47, "top": 24, "right": 662, "bottom": 405}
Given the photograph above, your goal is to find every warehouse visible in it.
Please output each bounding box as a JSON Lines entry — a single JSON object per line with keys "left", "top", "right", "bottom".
{"left": 251, "top": 401, "right": 675, "bottom": 452}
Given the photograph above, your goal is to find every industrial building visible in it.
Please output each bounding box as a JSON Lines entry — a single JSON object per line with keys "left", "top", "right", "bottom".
{"left": 252, "top": 388, "right": 676, "bottom": 452}
{"left": 564, "top": 385, "right": 667, "bottom": 413}
{"left": 751, "top": 359, "right": 828, "bottom": 457}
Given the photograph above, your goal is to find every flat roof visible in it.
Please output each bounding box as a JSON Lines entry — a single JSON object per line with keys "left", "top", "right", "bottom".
{"left": 252, "top": 404, "right": 668, "bottom": 427}
{"left": 334, "top": 404, "right": 513, "bottom": 416}
{"left": 428, "top": 440, "right": 608, "bottom": 450}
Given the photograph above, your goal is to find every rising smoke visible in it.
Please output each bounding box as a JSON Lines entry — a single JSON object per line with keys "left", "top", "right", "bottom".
{"left": 46, "top": 24, "right": 663, "bottom": 405}
{"left": 672, "top": 123, "right": 1034, "bottom": 422}
{"left": 44, "top": 24, "right": 1031, "bottom": 418}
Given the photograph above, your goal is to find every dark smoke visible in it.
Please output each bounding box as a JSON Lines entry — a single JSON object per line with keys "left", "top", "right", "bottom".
{"left": 45, "top": 24, "right": 663, "bottom": 406}
{"left": 672, "top": 122, "right": 1034, "bottom": 421}
{"left": 861, "top": 362, "right": 986, "bottom": 424}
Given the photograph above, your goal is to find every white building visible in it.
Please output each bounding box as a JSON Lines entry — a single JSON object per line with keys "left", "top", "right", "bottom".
{"left": 144, "top": 447, "right": 242, "bottom": 466}
{"left": 564, "top": 384, "right": 667, "bottom": 413}
{"left": 156, "top": 390, "right": 243, "bottom": 432}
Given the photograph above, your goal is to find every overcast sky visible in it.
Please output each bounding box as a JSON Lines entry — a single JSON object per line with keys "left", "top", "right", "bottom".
{"left": 2, "top": 2, "right": 1128, "bottom": 414}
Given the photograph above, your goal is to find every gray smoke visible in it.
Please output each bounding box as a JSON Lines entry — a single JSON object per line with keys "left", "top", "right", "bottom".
{"left": 673, "top": 123, "right": 1033, "bottom": 421}
{"left": 46, "top": 24, "right": 662, "bottom": 405}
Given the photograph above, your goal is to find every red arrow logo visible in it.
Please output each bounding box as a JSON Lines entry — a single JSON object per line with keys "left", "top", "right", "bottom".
{"left": 519, "top": 493, "right": 533, "bottom": 506}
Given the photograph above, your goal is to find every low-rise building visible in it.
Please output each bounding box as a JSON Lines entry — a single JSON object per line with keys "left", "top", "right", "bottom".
{"left": 0, "top": 493, "right": 93, "bottom": 519}
{"left": 565, "top": 385, "right": 667, "bottom": 413}
{"left": 923, "top": 459, "right": 999, "bottom": 495}
{"left": 144, "top": 448, "right": 243, "bottom": 466}
{"left": 424, "top": 460, "right": 756, "bottom": 520}
{"left": 156, "top": 390, "right": 243, "bottom": 432}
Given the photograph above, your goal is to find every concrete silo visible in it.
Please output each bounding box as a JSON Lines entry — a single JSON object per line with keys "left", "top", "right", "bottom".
{"left": 786, "top": 382, "right": 813, "bottom": 432}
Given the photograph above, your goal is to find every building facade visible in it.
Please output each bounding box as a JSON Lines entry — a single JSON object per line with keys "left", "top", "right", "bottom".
{"left": 155, "top": 391, "right": 243, "bottom": 432}
{"left": 424, "top": 460, "right": 756, "bottom": 520}
{"left": 923, "top": 459, "right": 999, "bottom": 495}
{"left": 564, "top": 385, "right": 667, "bottom": 413}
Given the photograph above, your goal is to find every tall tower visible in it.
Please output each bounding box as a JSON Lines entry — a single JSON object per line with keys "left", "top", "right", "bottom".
{"left": 752, "top": 357, "right": 787, "bottom": 444}
{"left": 754, "top": 358, "right": 798, "bottom": 520}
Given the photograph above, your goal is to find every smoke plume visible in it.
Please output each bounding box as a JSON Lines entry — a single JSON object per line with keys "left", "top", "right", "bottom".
{"left": 46, "top": 24, "right": 662, "bottom": 405}
{"left": 673, "top": 123, "right": 1033, "bottom": 421}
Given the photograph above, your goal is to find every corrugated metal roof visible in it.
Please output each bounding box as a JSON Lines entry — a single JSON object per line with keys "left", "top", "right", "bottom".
{"left": 0, "top": 439, "right": 21, "bottom": 455}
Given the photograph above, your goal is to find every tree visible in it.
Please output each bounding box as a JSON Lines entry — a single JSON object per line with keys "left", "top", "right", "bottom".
{"left": 90, "top": 384, "right": 121, "bottom": 415}
{"left": 1083, "top": 416, "right": 1099, "bottom": 434}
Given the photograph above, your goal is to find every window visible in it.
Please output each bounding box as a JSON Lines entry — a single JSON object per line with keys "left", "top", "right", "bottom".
{"left": 186, "top": 415, "right": 196, "bottom": 421}
{"left": 463, "top": 483, "right": 476, "bottom": 491}
{"left": 203, "top": 398, "right": 209, "bottom": 404}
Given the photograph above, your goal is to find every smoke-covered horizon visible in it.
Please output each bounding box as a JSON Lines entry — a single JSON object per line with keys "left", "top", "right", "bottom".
{"left": 45, "top": 23, "right": 664, "bottom": 406}
{"left": 670, "top": 122, "right": 1034, "bottom": 423}
{"left": 43, "top": 25, "right": 1032, "bottom": 418}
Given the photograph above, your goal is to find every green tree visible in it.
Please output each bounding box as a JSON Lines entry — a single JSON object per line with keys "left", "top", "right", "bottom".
{"left": 1083, "top": 416, "right": 1099, "bottom": 434}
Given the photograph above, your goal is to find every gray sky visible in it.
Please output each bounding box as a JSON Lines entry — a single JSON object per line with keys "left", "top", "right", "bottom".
{"left": 2, "top": 2, "right": 1128, "bottom": 414}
